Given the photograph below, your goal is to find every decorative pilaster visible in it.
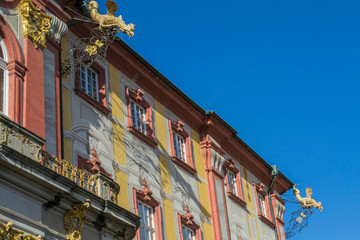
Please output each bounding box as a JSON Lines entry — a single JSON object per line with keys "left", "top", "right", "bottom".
{"left": 20, "top": 0, "right": 52, "bottom": 48}
{"left": 64, "top": 200, "right": 91, "bottom": 240}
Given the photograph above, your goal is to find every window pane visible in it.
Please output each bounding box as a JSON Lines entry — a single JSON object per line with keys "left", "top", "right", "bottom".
{"left": 138, "top": 202, "right": 155, "bottom": 240}
{"left": 79, "top": 65, "right": 98, "bottom": 101}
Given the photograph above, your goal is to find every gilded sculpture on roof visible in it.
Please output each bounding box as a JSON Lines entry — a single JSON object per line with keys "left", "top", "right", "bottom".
{"left": 20, "top": 0, "right": 52, "bottom": 48}
{"left": 293, "top": 184, "right": 323, "bottom": 211}
{"left": 88, "top": 0, "right": 135, "bottom": 37}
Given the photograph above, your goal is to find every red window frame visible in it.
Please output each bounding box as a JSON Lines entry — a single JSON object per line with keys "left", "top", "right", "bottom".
{"left": 168, "top": 120, "right": 196, "bottom": 175}
{"left": 271, "top": 194, "right": 287, "bottom": 240}
{"left": 125, "top": 87, "right": 157, "bottom": 148}
{"left": 74, "top": 62, "right": 110, "bottom": 115}
{"left": 224, "top": 159, "right": 246, "bottom": 207}
{"left": 133, "top": 180, "right": 163, "bottom": 240}
{"left": 254, "top": 183, "right": 274, "bottom": 227}
{"left": 178, "top": 206, "right": 202, "bottom": 240}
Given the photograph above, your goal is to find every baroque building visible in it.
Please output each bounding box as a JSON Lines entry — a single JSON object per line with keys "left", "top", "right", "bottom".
{"left": 0, "top": 0, "right": 293, "bottom": 240}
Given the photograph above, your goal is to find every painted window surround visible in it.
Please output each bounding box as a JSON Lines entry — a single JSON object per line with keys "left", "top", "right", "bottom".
{"left": 168, "top": 119, "right": 196, "bottom": 175}
{"left": 74, "top": 61, "right": 109, "bottom": 115}
{"left": 271, "top": 194, "right": 287, "bottom": 240}
{"left": 254, "top": 183, "right": 274, "bottom": 228}
{"left": 125, "top": 87, "right": 157, "bottom": 148}
{"left": 0, "top": 15, "right": 27, "bottom": 125}
{"left": 177, "top": 206, "right": 202, "bottom": 240}
{"left": 0, "top": 37, "right": 8, "bottom": 116}
{"left": 224, "top": 159, "right": 246, "bottom": 207}
{"left": 133, "top": 180, "right": 163, "bottom": 240}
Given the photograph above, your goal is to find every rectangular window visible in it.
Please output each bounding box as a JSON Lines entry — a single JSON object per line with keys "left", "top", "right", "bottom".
{"left": 131, "top": 101, "right": 147, "bottom": 134}
{"left": 227, "top": 171, "right": 238, "bottom": 196}
{"left": 173, "top": 132, "right": 186, "bottom": 162}
{"left": 182, "top": 226, "right": 195, "bottom": 240}
{"left": 258, "top": 195, "right": 267, "bottom": 218}
{"left": 80, "top": 64, "right": 98, "bottom": 101}
{"left": 137, "top": 201, "right": 156, "bottom": 240}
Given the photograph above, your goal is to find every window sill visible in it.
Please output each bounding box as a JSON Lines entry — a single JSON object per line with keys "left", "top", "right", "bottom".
{"left": 128, "top": 126, "right": 158, "bottom": 148}
{"left": 75, "top": 89, "right": 110, "bottom": 115}
{"left": 171, "top": 156, "right": 197, "bottom": 175}
{"left": 258, "top": 214, "right": 275, "bottom": 228}
{"left": 227, "top": 192, "right": 247, "bottom": 207}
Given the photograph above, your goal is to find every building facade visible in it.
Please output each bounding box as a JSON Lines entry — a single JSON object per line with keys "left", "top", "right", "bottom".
{"left": 0, "top": 1, "right": 293, "bottom": 240}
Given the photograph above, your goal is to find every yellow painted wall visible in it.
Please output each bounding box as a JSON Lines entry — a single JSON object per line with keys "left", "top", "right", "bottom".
{"left": 60, "top": 34, "right": 70, "bottom": 85}
{"left": 153, "top": 99, "right": 167, "bottom": 152}
{"left": 163, "top": 197, "right": 176, "bottom": 239}
{"left": 63, "top": 138, "right": 72, "bottom": 163}
{"left": 191, "top": 130, "right": 206, "bottom": 179}
{"left": 159, "top": 153, "right": 171, "bottom": 194}
{"left": 112, "top": 122, "right": 126, "bottom": 166}
{"left": 116, "top": 170, "right": 130, "bottom": 209}
{"left": 154, "top": 100, "right": 172, "bottom": 194}
{"left": 109, "top": 64, "right": 122, "bottom": 121}
{"left": 202, "top": 221, "right": 214, "bottom": 240}
{"left": 242, "top": 166, "right": 255, "bottom": 212}
{"left": 109, "top": 63, "right": 129, "bottom": 209}
{"left": 62, "top": 86, "right": 71, "bottom": 131}
{"left": 197, "top": 179, "right": 212, "bottom": 219}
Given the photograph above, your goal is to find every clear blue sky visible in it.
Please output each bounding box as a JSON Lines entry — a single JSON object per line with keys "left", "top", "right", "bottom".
{"left": 99, "top": 0, "right": 359, "bottom": 239}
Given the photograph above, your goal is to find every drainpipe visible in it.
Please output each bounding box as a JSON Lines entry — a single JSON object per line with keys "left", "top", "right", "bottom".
{"left": 268, "top": 165, "right": 279, "bottom": 240}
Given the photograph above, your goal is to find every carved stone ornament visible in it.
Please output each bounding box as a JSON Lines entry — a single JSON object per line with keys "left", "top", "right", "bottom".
{"left": 64, "top": 200, "right": 91, "bottom": 240}
{"left": 0, "top": 221, "right": 42, "bottom": 240}
{"left": 211, "top": 149, "right": 225, "bottom": 175}
{"left": 293, "top": 185, "right": 323, "bottom": 211}
{"left": 20, "top": 0, "right": 52, "bottom": 48}
{"left": 255, "top": 183, "right": 266, "bottom": 196}
{"left": 46, "top": 10, "right": 68, "bottom": 44}
{"left": 180, "top": 205, "right": 200, "bottom": 231}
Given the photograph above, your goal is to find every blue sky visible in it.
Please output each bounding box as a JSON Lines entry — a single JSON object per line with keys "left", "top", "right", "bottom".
{"left": 98, "top": 0, "right": 359, "bottom": 239}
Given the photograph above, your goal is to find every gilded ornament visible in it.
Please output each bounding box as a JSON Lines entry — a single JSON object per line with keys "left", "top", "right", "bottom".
{"left": 0, "top": 126, "right": 7, "bottom": 144}
{"left": 64, "top": 200, "right": 90, "bottom": 240}
{"left": 293, "top": 185, "right": 323, "bottom": 211}
{"left": 20, "top": 0, "right": 52, "bottom": 48}
{"left": 84, "top": 45, "right": 97, "bottom": 56}
{"left": 84, "top": 40, "right": 103, "bottom": 56}
{"left": 0, "top": 221, "right": 42, "bottom": 240}
{"left": 88, "top": 0, "right": 135, "bottom": 36}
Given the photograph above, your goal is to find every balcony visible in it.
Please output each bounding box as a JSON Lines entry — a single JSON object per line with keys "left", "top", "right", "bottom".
{"left": 0, "top": 114, "right": 139, "bottom": 240}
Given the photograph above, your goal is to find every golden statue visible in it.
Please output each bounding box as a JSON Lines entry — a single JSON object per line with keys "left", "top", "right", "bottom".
{"left": 88, "top": 0, "right": 135, "bottom": 37}
{"left": 293, "top": 185, "right": 323, "bottom": 211}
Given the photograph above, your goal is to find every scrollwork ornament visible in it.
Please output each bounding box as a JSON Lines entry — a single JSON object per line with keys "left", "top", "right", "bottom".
{"left": 20, "top": 0, "right": 52, "bottom": 48}
{"left": 64, "top": 200, "right": 91, "bottom": 240}
{"left": 0, "top": 221, "right": 42, "bottom": 240}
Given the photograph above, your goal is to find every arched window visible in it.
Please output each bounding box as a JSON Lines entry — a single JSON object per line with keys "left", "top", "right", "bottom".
{"left": 0, "top": 38, "right": 8, "bottom": 115}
